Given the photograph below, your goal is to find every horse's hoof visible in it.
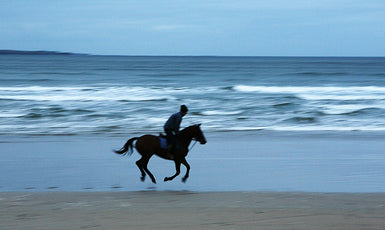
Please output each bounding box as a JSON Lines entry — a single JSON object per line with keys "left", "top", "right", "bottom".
{"left": 182, "top": 177, "right": 188, "bottom": 183}
{"left": 164, "top": 177, "right": 169, "bottom": 182}
{"left": 140, "top": 176, "right": 145, "bottom": 182}
{"left": 152, "top": 179, "right": 157, "bottom": 184}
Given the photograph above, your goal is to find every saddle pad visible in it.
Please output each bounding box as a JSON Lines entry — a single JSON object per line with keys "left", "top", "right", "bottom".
{"left": 159, "top": 137, "right": 167, "bottom": 149}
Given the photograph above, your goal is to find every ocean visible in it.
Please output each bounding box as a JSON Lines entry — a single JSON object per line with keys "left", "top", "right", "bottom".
{"left": 1, "top": 54, "right": 385, "bottom": 136}
{"left": 1, "top": 53, "right": 385, "bottom": 192}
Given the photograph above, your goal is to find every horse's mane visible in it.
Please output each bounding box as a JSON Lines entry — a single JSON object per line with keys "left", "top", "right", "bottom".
{"left": 180, "top": 124, "right": 199, "bottom": 134}
{"left": 178, "top": 124, "right": 202, "bottom": 140}
{"left": 159, "top": 125, "right": 198, "bottom": 138}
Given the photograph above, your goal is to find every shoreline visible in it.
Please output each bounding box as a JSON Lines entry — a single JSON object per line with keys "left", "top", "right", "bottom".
{"left": 1, "top": 131, "right": 385, "bottom": 193}
{"left": 1, "top": 191, "right": 384, "bottom": 229}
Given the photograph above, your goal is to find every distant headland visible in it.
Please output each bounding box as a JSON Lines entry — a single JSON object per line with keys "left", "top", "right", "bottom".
{"left": 0, "top": 50, "right": 87, "bottom": 55}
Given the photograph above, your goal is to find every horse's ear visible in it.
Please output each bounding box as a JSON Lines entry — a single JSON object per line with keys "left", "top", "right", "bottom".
{"left": 197, "top": 123, "right": 201, "bottom": 127}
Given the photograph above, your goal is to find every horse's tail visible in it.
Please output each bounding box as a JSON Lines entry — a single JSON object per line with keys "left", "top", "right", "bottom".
{"left": 114, "top": 137, "right": 138, "bottom": 156}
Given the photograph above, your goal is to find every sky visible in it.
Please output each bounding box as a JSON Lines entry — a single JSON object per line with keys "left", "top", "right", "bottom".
{"left": 1, "top": 0, "right": 384, "bottom": 56}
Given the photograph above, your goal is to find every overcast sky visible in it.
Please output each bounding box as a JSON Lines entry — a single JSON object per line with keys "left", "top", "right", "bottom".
{"left": 1, "top": 0, "right": 384, "bottom": 56}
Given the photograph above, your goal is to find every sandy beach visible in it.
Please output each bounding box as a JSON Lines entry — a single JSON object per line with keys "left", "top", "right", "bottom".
{"left": 1, "top": 191, "right": 384, "bottom": 229}
{"left": 1, "top": 132, "right": 385, "bottom": 229}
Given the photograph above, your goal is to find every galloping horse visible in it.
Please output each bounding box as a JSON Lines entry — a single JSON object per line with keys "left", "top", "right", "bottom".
{"left": 114, "top": 124, "right": 206, "bottom": 184}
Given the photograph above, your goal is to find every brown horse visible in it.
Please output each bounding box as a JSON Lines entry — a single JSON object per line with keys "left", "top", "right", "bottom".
{"left": 114, "top": 124, "right": 207, "bottom": 184}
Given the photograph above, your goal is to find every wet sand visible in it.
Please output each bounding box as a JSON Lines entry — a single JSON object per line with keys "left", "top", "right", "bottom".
{"left": 1, "top": 132, "right": 385, "bottom": 192}
{"left": 1, "top": 191, "right": 384, "bottom": 229}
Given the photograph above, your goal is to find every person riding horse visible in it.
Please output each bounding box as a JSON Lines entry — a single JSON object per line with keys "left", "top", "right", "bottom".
{"left": 164, "top": 105, "right": 188, "bottom": 158}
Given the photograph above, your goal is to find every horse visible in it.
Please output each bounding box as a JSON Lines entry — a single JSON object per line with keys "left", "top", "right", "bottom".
{"left": 114, "top": 124, "right": 207, "bottom": 184}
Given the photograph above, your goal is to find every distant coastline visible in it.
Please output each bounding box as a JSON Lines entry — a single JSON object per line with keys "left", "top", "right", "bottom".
{"left": 0, "top": 50, "right": 85, "bottom": 56}
{"left": 1, "top": 50, "right": 384, "bottom": 58}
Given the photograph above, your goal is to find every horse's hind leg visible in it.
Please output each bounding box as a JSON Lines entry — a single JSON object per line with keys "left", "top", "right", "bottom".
{"left": 181, "top": 158, "right": 190, "bottom": 183}
{"left": 137, "top": 156, "right": 156, "bottom": 184}
{"left": 136, "top": 159, "right": 146, "bottom": 182}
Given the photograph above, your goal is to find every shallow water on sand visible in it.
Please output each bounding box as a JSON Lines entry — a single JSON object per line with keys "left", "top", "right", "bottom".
{"left": 1, "top": 132, "right": 384, "bottom": 192}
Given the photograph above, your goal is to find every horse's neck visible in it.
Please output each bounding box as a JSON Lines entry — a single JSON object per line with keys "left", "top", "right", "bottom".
{"left": 178, "top": 129, "right": 194, "bottom": 147}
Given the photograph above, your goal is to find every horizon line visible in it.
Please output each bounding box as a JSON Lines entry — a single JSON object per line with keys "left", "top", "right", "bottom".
{"left": 0, "top": 49, "right": 384, "bottom": 58}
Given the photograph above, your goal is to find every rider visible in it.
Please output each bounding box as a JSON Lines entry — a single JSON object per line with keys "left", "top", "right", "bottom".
{"left": 164, "top": 105, "right": 188, "bottom": 158}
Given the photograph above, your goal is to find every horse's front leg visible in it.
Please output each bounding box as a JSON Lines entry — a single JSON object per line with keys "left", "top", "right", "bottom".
{"left": 164, "top": 160, "right": 181, "bottom": 182}
{"left": 181, "top": 158, "right": 190, "bottom": 183}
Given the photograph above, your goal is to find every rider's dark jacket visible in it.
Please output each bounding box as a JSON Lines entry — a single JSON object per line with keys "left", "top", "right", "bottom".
{"left": 164, "top": 111, "right": 183, "bottom": 134}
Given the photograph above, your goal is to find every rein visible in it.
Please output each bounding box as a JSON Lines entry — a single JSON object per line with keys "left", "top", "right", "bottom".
{"left": 188, "top": 138, "right": 198, "bottom": 151}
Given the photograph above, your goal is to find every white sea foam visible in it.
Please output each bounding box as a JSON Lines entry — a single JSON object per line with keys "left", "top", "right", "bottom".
{"left": 0, "top": 113, "right": 24, "bottom": 118}
{"left": 234, "top": 85, "right": 385, "bottom": 100}
{"left": 202, "top": 110, "right": 243, "bottom": 116}
{"left": 234, "top": 85, "right": 385, "bottom": 94}
{"left": 0, "top": 86, "right": 176, "bottom": 102}
{"left": 146, "top": 117, "right": 165, "bottom": 124}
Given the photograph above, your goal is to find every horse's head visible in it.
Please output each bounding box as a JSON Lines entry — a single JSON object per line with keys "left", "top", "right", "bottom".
{"left": 191, "top": 124, "right": 207, "bottom": 144}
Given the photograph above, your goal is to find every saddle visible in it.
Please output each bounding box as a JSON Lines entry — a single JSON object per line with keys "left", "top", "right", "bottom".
{"left": 158, "top": 134, "right": 168, "bottom": 150}
{"left": 158, "top": 133, "right": 178, "bottom": 150}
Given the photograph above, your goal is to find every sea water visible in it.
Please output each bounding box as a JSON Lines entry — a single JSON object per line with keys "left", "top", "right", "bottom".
{"left": 1, "top": 54, "right": 385, "bottom": 136}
